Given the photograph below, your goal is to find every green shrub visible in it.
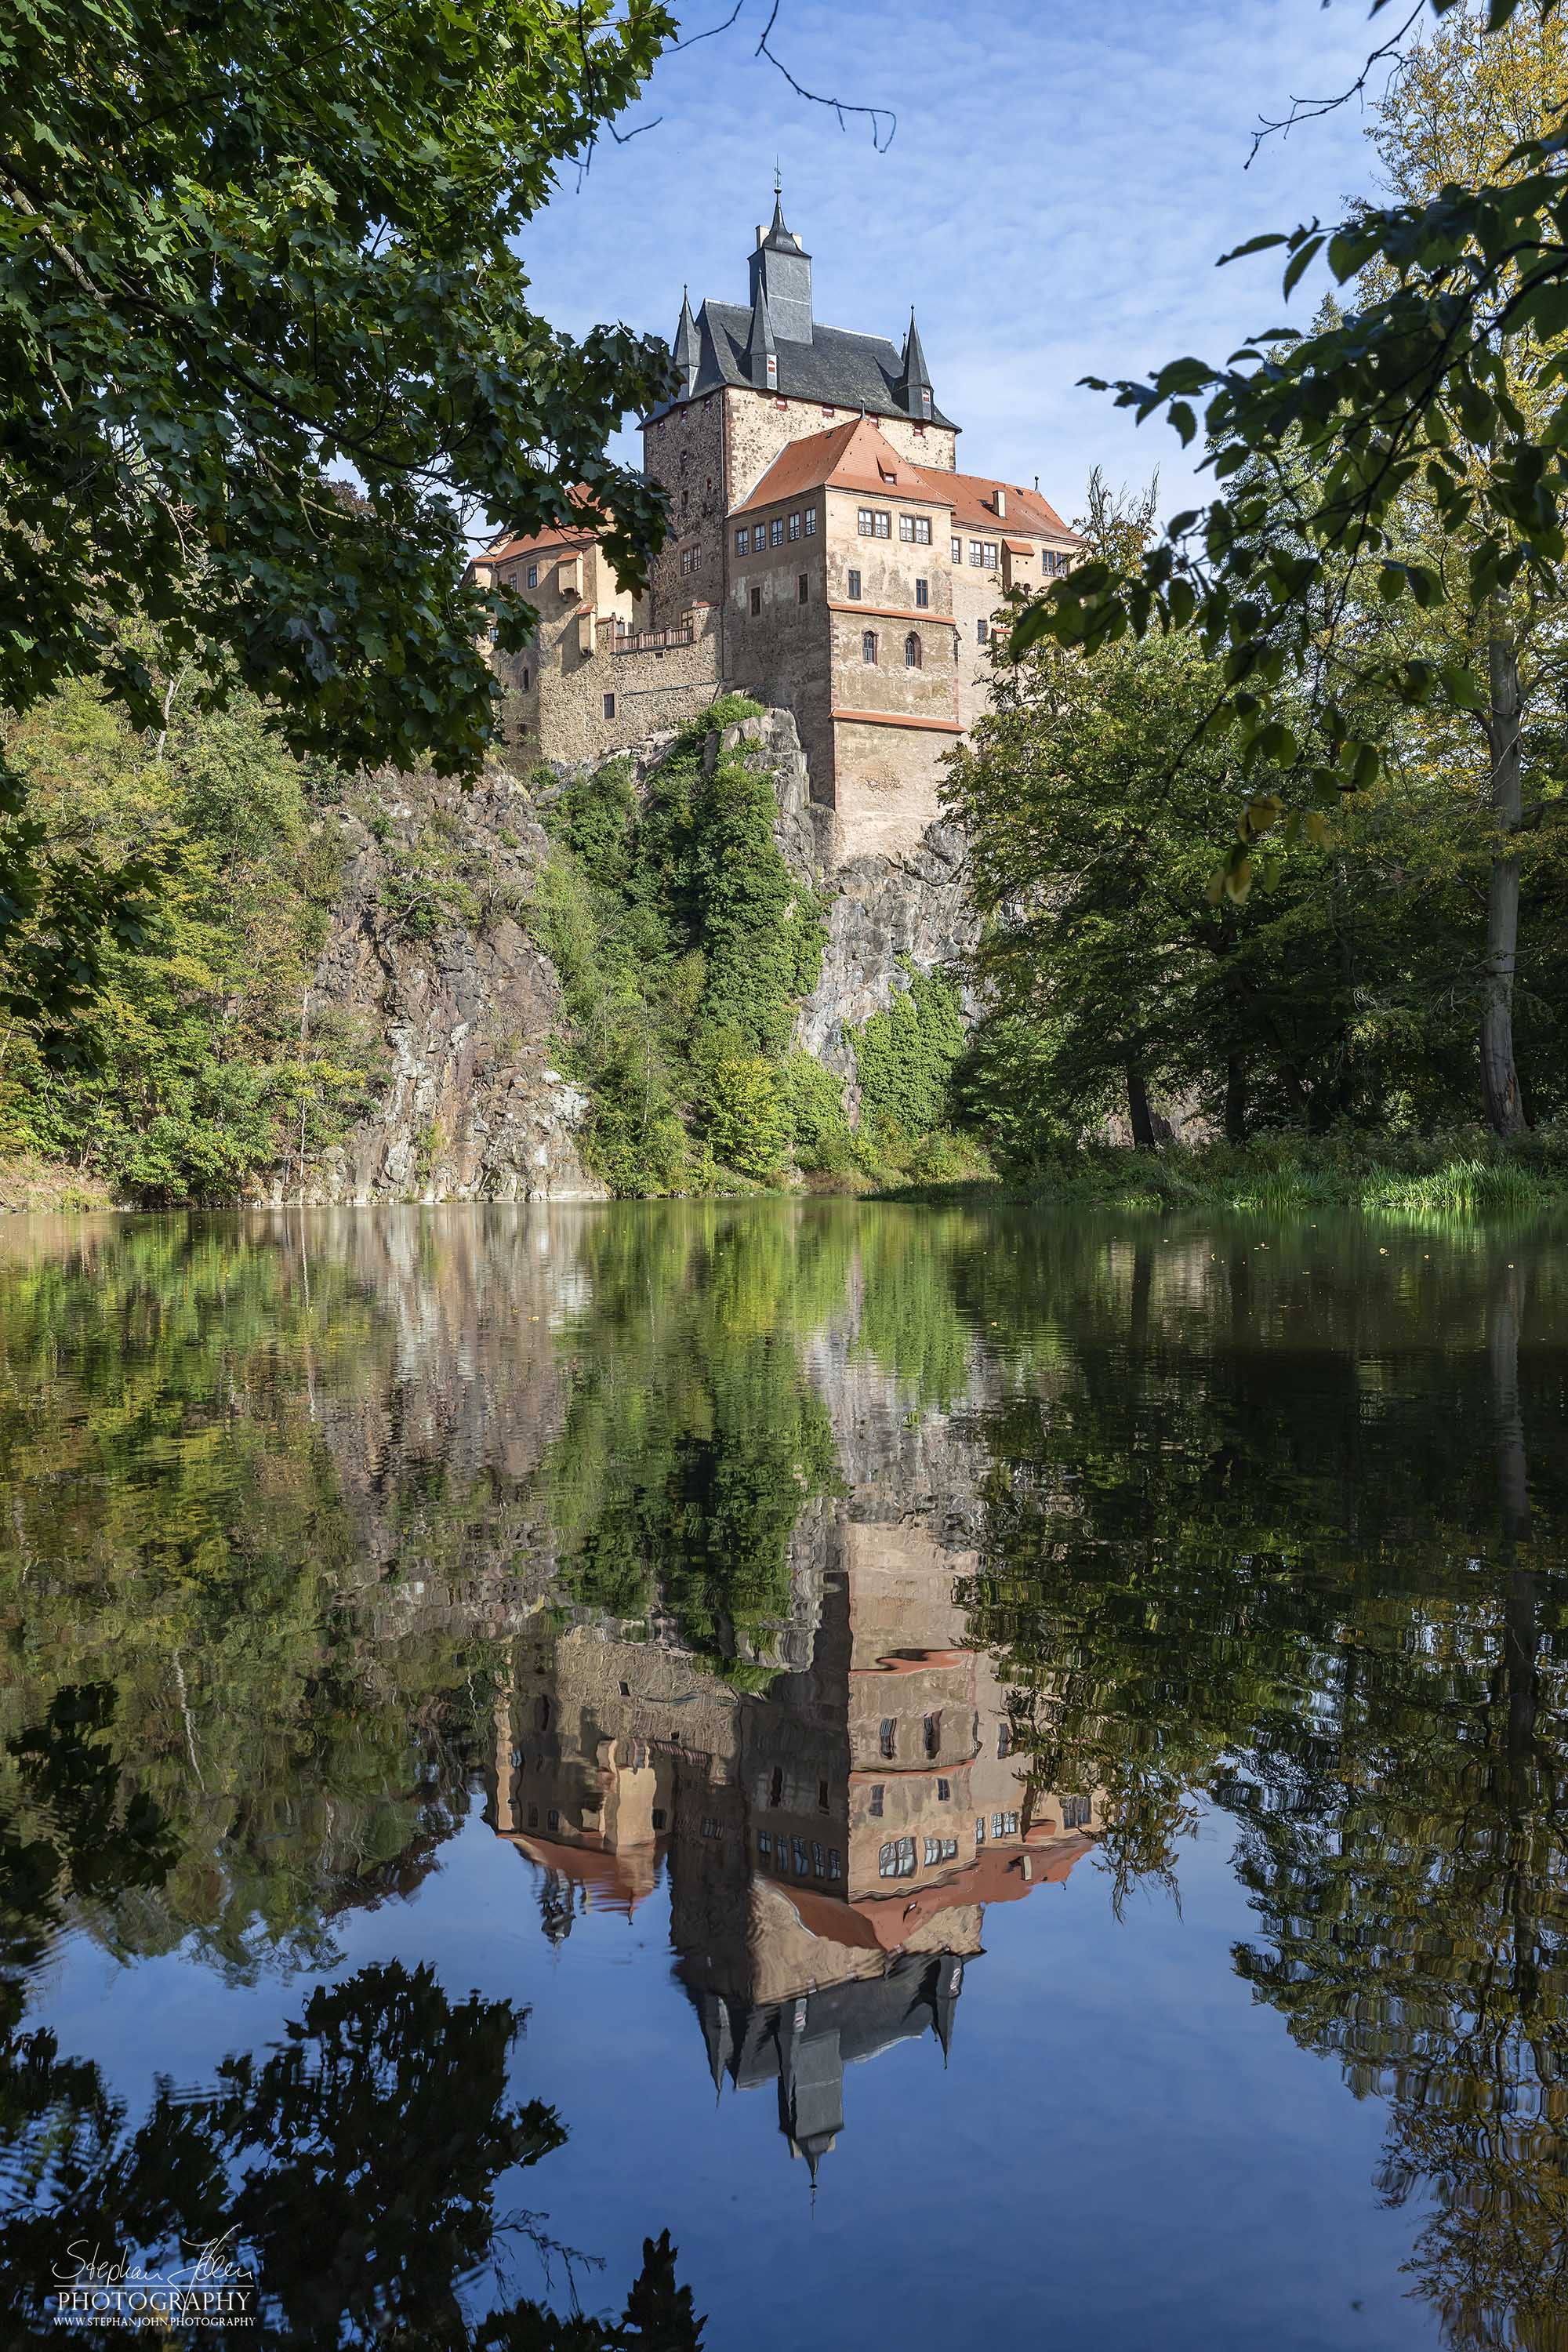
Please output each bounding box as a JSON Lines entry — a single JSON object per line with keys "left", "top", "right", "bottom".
{"left": 851, "top": 964, "right": 967, "bottom": 1137}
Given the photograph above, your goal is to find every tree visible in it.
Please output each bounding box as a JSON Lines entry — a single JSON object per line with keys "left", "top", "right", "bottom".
{"left": 0, "top": 0, "right": 677, "bottom": 1026}
{"left": 1015, "top": 0, "right": 1568, "bottom": 1134}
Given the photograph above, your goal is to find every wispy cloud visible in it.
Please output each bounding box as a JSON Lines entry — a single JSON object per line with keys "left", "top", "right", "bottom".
{"left": 519, "top": 0, "right": 1403, "bottom": 523}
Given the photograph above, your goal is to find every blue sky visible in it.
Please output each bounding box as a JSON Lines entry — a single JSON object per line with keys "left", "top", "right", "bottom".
{"left": 517, "top": 0, "right": 1405, "bottom": 526}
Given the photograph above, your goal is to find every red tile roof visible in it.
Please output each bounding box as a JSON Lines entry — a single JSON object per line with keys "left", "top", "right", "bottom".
{"left": 731, "top": 423, "right": 1081, "bottom": 548}
{"left": 471, "top": 485, "right": 600, "bottom": 571}
{"left": 942, "top": 468, "right": 1078, "bottom": 541}
{"left": 731, "top": 417, "right": 955, "bottom": 516}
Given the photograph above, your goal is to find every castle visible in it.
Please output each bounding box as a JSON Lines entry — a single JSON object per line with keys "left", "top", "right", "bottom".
{"left": 488, "top": 1490, "right": 1099, "bottom": 2176}
{"left": 470, "top": 190, "right": 1081, "bottom": 859}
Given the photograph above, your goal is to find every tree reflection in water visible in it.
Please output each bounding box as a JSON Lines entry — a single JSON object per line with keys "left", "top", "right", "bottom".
{"left": 0, "top": 1956, "right": 702, "bottom": 2350}
{"left": 956, "top": 1230, "right": 1568, "bottom": 2351}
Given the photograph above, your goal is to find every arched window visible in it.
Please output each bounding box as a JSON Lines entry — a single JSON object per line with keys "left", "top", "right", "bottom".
{"left": 862, "top": 630, "right": 877, "bottom": 664}
{"left": 904, "top": 632, "right": 921, "bottom": 669}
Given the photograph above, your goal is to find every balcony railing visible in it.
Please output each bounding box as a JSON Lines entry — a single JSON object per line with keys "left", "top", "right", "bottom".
{"left": 611, "top": 626, "right": 695, "bottom": 655}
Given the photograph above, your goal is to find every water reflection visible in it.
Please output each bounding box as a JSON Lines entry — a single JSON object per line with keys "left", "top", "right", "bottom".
{"left": 0, "top": 1204, "right": 1563, "bottom": 2347}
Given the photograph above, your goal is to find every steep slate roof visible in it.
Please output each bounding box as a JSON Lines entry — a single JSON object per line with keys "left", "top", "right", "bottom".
{"left": 730, "top": 416, "right": 956, "bottom": 516}
{"left": 651, "top": 300, "right": 959, "bottom": 430}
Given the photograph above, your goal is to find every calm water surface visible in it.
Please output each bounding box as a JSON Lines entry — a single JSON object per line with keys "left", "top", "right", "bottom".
{"left": 0, "top": 1201, "right": 1564, "bottom": 2350}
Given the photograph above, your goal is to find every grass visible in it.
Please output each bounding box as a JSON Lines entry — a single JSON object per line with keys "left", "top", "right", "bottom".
{"left": 874, "top": 1128, "right": 1568, "bottom": 1222}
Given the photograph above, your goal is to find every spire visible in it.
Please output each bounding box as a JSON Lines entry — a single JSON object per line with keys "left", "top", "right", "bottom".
{"left": 747, "top": 180, "right": 813, "bottom": 343}
{"left": 744, "top": 274, "right": 779, "bottom": 390}
{"left": 897, "top": 308, "right": 935, "bottom": 421}
{"left": 673, "top": 285, "right": 699, "bottom": 400}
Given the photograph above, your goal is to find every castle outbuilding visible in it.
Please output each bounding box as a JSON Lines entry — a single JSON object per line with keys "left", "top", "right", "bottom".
{"left": 470, "top": 191, "right": 1081, "bottom": 858}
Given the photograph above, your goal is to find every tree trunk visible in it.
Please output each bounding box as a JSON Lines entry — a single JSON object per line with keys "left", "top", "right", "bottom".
{"left": 1225, "top": 1058, "right": 1247, "bottom": 1145}
{"left": 1480, "top": 629, "right": 1527, "bottom": 1138}
{"left": 1126, "top": 1065, "right": 1157, "bottom": 1152}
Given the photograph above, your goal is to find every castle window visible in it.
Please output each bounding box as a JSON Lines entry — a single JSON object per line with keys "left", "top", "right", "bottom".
{"left": 528, "top": 1804, "right": 539, "bottom": 1828}
{"left": 857, "top": 507, "right": 891, "bottom": 538}
{"left": 869, "top": 1784, "right": 884, "bottom": 1817}
{"left": 915, "top": 579, "right": 929, "bottom": 608}
{"left": 735, "top": 528, "right": 748, "bottom": 556}
{"left": 770, "top": 517, "right": 784, "bottom": 546}
{"left": 862, "top": 630, "right": 878, "bottom": 664}
{"left": 847, "top": 569, "right": 861, "bottom": 601}
{"left": 818, "top": 1778, "right": 829, "bottom": 1812}
{"left": 522, "top": 666, "right": 530, "bottom": 689}
{"left": 879, "top": 1717, "right": 896, "bottom": 1758}
{"left": 750, "top": 585, "right": 761, "bottom": 616}
{"left": 803, "top": 507, "right": 817, "bottom": 535}
{"left": 797, "top": 574, "right": 808, "bottom": 604}
{"left": 937, "top": 1777, "right": 950, "bottom": 1801}
{"left": 602, "top": 692, "right": 615, "bottom": 719}
{"left": 527, "top": 563, "right": 539, "bottom": 589}
{"left": 898, "top": 514, "right": 931, "bottom": 544}
{"left": 759, "top": 1831, "right": 771, "bottom": 1857}
{"left": 977, "top": 619, "right": 989, "bottom": 645}
{"left": 751, "top": 524, "right": 765, "bottom": 553}
{"left": 905, "top": 633, "right": 922, "bottom": 670}
{"left": 789, "top": 512, "right": 801, "bottom": 539}
{"left": 975, "top": 1816, "right": 985, "bottom": 1843}
{"left": 548, "top": 1808, "right": 560, "bottom": 1831}
{"left": 812, "top": 1842, "right": 825, "bottom": 1875}
{"left": 828, "top": 1848, "right": 842, "bottom": 1878}
{"left": 793, "top": 1837, "right": 809, "bottom": 1875}
{"left": 770, "top": 1766, "right": 783, "bottom": 1807}
{"left": 998, "top": 1722, "right": 1012, "bottom": 1759}
{"left": 923, "top": 1710, "right": 941, "bottom": 1754}
{"left": 951, "top": 536, "right": 962, "bottom": 564}
{"left": 1062, "top": 1795, "right": 1092, "bottom": 1829}
{"left": 681, "top": 488, "right": 689, "bottom": 515}
{"left": 652, "top": 1807, "right": 666, "bottom": 1831}
{"left": 924, "top": 1837, "right": 942, "bottom": 1867}
{"left": 968, "top": 539, "right": 985, "bottom": 565}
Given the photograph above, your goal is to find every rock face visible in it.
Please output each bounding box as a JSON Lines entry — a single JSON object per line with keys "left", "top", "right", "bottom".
{"left": 276, "top": 707, "right": 974, "bottom": 1203}
{"left": 257, "top": 768, "right": 607, "bottom": 1207}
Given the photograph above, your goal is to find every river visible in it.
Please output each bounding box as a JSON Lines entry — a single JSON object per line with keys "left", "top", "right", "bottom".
{"left": 0, "top": 1200, "right": 1563, "bottom": 2350}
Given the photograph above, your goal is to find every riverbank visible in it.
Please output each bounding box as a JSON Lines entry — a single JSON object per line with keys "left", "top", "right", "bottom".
{"left": 874, "top": 1131, "right": 1568, "bottom": 1218}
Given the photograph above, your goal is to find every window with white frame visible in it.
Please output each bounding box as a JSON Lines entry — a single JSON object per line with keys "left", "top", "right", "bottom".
{"left": 915, "top": 579, "right": 929, "bottom": 608}
{"left": 751, "top": 524, "right": 765, "bottom": 552}
{"left": 788, "top": 512, "right": 801, "bottom": 539}
{"left": 898, "top": 514, "right": 932, "bottom": 544}
{"left": 857, "top": 507, "right": 891, "bottom": 537}
{"left": 803, "top": 506, "right": 817, "bottom": 535}
{"left": 770, "top": 516, "right": 784, "bottom": 546}
{"left": 951, "top": 535, "right": 962, "bottom": 563}
{"left": 734, "top": 528, "right": 748, "bottom": 555}
{"left": 847, "top": 569, "right": 862, "bottom": 600}
{"left": 862, "top": 630, "right": 878, "bottom": 664}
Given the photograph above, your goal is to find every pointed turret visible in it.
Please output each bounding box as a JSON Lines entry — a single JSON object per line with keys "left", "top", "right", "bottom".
{"left": 897, "top": 308, "right": 935, "bottom": 421}
{"left": 744, "top": 274, "right": 779, "bottom": 390}
{"left": 746, "top": 181, "right": 813, "bottom": 344}
{"left": 672, "top": 285, "right": 699, "bottom": 401}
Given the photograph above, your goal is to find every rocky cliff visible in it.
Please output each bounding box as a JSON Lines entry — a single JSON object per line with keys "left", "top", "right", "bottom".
{"left": 267, "top": 709, "right": 975, "bottom": 1204}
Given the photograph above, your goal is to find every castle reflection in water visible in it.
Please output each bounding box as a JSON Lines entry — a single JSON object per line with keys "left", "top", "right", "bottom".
{"left": 484, "top": 1394, "right": 1098, "bottom": 2178}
